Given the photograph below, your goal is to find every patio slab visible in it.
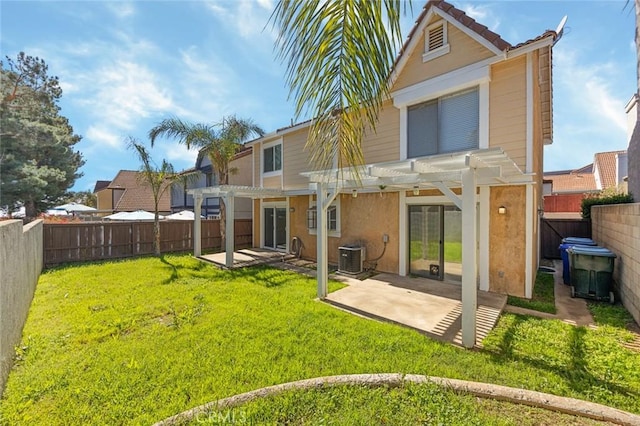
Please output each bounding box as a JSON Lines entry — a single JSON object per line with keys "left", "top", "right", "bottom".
{"left": 199, "top": 249, "right": 294, "bottom": 269}
{"left": 325, "top": 273, "right": 507, "bottom": 347}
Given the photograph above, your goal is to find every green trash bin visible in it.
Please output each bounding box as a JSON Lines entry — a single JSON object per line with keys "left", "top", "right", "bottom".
{"left": 567, "top": 246, "right": 616, "bottom": 303}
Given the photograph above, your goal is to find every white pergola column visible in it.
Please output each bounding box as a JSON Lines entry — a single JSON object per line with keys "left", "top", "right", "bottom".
{"left": 461, "top": 166, "right": 478, "bottom": 349}
{"left": 316, "top": 182, "right": 329, "bottom": 298}
{"left": 224, "top": 193, "right": 235, "bottom": 268}
{"left": 194, "top": 194, "right": 203, "bottom": 257}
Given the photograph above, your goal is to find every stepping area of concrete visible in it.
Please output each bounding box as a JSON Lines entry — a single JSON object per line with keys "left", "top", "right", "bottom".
{"left": 325, "top": 273, "right": 506, "bottom": 347}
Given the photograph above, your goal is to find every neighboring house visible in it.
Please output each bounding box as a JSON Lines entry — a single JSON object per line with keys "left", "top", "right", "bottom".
{"left": 543, "top": 150, "right": 628, "bottom": 218}
{"left": 93, "top": 180, "right": 113, "bottom": 211}
{"left": 94, "top": 170, "right": 171, "bottom": 214}
{"left": 171, "top": 145, "right": 253, "bottom": 219}
{"left": 191, "top": 0, "right": 559, "bottom": 301}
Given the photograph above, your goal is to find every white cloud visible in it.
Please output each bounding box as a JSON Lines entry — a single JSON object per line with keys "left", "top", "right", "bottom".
{"left": 460, "top": 3, "right": 500, "bottom": 33}
{"left": 555, "top": 50, "right": 627, "bottom": 133}
{"left": 106, "top": 1, "right": 136, "bottom": 19}
{"left": 78, "top": 60, "right": 175, "bottom": 131}
{"left": 85, "top": 125, "right": 123, "bottom": 149}
{"left": 203, "top": 0, "right": 275, "bottom": 40}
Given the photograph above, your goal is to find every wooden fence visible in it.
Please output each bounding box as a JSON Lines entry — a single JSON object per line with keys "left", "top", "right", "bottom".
{"left": 540, "top": 218, "right": 591, "bottom": 259}
{"left": 43, "top": 219, "right": 252, "bottom": 265}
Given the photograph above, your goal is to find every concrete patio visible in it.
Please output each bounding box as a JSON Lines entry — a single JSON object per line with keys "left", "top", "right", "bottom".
{"left": 324, "top": 273, "right": 507, "bottom": 347}
{"left": 197, "top": 251, "right": 507, "bottom": 347}
{"left": 199, "top": 248, "right": 294, "bottom": 269}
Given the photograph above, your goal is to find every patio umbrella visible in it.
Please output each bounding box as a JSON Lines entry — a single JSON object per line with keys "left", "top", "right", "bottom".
{"left": 53, "top": 202, "right": 97, "bottom": 213}
{"left": 165, "top": 210, "right": 204, "bottom": 220}
{"left": 104, "top": 210, "right": 163, "bottom": 221}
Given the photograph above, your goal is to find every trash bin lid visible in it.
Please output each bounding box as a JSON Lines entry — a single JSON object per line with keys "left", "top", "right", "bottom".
{"left": 562, "top": 237, "right": 596, "bottom": 245}
{"left": 568, "top": 245, "right": 616, "bottom": 257}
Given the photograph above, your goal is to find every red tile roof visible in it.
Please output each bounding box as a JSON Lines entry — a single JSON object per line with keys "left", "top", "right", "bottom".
{"left": 108, "top": 170, "right": 171, "bottom": 212}
{"left": 544, "top": 172, "right": 597, "bottom": 193}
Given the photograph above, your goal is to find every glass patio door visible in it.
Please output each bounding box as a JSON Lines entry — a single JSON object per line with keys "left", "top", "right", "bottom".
{"left": 264, "top": 206, "right": 287, "bottom": 250}
{"left": 409, "top": 205, "right": 462, "bottom": 282}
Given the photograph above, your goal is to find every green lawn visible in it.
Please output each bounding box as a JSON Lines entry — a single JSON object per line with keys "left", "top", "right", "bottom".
{"left": 191, "top": 382, "right": 609, "bottom": 426}
{"left": 410, "top": 240, "right": 462, "bottom": 263}
{"left": 1, "top": 255, "right": 639, "bottom": 424}
{"left": 507, "top": 272, "right": 556, "bottom": 314}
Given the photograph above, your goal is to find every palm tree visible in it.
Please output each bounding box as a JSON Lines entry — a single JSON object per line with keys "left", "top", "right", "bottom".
{"left": 271, "top": 0, "right": 406, "bottom": 177}
{"left": 149, "top": 115, "right": 264, "bottom": 247}
{"left": 128, "top": 138, "right": 200, "bottom": 256}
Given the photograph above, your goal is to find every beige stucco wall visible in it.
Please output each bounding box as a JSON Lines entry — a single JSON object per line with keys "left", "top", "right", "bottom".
{"left": 96, "top": 188, "right": 112, "bottom": 211}
{"left": 489, "top": 186, "right": 527, "bottom": 296}
{"left": 288, "top": 193, "right": 400, "bottom": 273}
{"left": 392, "top": 17, "right": 495, "bottom": 92}
{"left": 489, "top": 56, "right": 527, "bottom": 171}
{"left": 0, "top": 219, "right": 43, "bottom": 394}
{"left": 591, "top": 203, "right": 640, "bottom": 324}
{"left": 229, "top": 152, "right": 253, "bottom": 219}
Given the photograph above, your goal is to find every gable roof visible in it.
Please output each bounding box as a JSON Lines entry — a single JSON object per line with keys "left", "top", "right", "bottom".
{"left": 594, "top": 150, "right": 626, "bottom": 189}
{"left": 392, "top": 1, "right": 558, "bottom": 77}
{"left": 107, "top": 170, "right": 171, "bottom": 212}
{"left": 93, "top": 180, "right": 111, "bottom": 193}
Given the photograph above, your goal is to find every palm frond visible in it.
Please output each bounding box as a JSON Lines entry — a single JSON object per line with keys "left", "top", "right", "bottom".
{"left": 272, "top": 0, "right": 405, "bottom": 178}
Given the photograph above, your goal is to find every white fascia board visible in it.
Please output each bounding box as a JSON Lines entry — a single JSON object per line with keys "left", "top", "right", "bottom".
{"left": 435, "top": 10, "right": 503, "bottom": 56}
{"left": 505, "top": 36, "right": 554, "bottom": 59}
{"left": 392, "top": 60, "right": 492, "bottom": 107}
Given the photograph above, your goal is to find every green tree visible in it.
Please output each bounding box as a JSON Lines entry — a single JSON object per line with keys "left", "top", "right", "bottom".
{"left": 271, "top": 0, "right": 406, "bottom": 176}
{"left": 149, "top": 115, "right": 264, "bottom": 247}
{"left": 128, "top": 138, "right": 200, "bottom": 256}
{"left": 1, "top": 52, "right": 84, "bottom": 218}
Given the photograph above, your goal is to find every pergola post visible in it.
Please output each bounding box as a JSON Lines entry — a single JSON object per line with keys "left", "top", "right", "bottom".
{"left": 225, "top": 193, "right": 235, "bottom": 268}
{"left": 316, "top": 182, "right": 328, "bottom": 299}
{"left": 461, "top": 166, "right": 478, "bottom": 348}
{"left": 194, "top": 194, "right": 203, "bottom": 257}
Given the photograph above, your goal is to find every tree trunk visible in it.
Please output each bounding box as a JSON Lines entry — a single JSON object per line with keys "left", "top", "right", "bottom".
{"left": 154, "top": 212, "right": 161, "bottom": 256}
{"left": 24, "top": 200, "right": 37, "bottom": 219}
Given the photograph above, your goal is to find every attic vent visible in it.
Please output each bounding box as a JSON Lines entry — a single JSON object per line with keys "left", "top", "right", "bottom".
{"left": 428, "top": 24, "right": 444, "bottom": 51}
{"left": 423, "top": 21, "right": 450, "bottom": 62}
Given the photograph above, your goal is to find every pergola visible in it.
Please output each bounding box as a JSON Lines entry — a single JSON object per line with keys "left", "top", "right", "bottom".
{"left": 189, "top": 147, "right": 532, "bottom": 348}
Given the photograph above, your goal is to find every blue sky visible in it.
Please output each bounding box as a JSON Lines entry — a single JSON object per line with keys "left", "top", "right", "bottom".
{"left": 1, "top": 1, "right": 636, "bottom": 192}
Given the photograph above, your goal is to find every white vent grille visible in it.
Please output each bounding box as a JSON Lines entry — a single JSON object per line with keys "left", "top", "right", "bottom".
{"left": 428, "top": 24, "right": 444, "bottom": 51}
{"left": 338, "top": 246, "right": 365, "bottom": 274}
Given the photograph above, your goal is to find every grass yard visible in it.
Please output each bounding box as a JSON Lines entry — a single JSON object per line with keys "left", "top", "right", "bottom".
{"left": 507, "top": 271, "right": 556, "bottom": 314}
{"left": 191, "top": 382, "right": 609, "bottom": 426}
{"left": 1, "top": 254, "right": 639, "bottom": 424}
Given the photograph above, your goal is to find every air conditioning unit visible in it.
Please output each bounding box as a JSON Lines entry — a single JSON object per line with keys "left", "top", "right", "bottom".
{"left": 338, "top": 245, "right": 365, "bottom": 274}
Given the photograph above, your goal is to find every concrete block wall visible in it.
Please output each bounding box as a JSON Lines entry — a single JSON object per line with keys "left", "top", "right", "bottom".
{"left": 0, "top": 219, "right": 43, "bottom": 395}
{"left": 591, "top": 204, "right": 640, "bottom": 324}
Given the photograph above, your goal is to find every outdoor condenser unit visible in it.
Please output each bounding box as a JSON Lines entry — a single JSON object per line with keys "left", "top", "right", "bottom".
{"left": 338, "top": 245, "right": 365, "bottom": 274}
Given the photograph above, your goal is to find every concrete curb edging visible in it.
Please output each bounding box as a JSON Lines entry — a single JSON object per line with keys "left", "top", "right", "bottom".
{"left": 153, "top": 373, "right": 640, "bottom": 426}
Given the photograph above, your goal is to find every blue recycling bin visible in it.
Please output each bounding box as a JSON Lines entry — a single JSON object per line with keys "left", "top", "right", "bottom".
{"left": 559, "top": 237, "right": 596, "bottom": 285}
{"left": 568, "top": 245, "right": 616, "bottom": 303}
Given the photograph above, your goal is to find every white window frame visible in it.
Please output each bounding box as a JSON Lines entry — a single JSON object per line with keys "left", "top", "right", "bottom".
{"left": 307, "top": 194, "right": 341, "bottom": 238}
{"left": 423, "top": 21, "right": 450, "bottom": 62}
{"left": 406, "top": 86, "right": 479, "bottom": 157}
{"left": 262, "top": 140, "right": 282, "bottom": 177}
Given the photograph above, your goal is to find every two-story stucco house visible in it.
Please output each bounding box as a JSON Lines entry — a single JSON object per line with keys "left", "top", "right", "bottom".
{"left": 190, "top": 0, "right": 559, "bottom": 320}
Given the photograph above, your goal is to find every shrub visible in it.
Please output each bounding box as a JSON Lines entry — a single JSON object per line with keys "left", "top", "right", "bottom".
{"left": 581, "top": 190, "right": 634, "bottom": 219}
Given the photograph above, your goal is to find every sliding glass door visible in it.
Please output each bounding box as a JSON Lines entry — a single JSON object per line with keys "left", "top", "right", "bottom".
{"left": 409, "top": 205, "right": 462, "bottom": 282}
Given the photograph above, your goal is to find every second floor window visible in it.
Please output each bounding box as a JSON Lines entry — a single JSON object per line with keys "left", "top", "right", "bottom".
{"left": 263, "top": 144, "right": 282, "bottom": 173}
{"left": 407, "top": 87, "right": 479, "bottom": 158}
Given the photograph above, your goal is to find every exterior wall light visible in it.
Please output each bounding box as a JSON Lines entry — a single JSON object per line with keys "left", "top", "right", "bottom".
{"left": 413, "top": 186, "right": 420, "bottom": 196}
{"left": 352, "top": 189, "right": 358, "bottom": 198}
{"left": 498, "top": 206, "right": 507, "bottom": 215}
